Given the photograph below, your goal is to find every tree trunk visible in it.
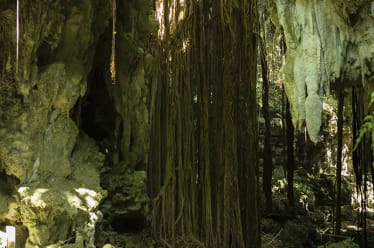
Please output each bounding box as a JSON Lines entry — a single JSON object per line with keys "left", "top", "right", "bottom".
{"left": 285, "top": 96, "right": 295, "bottom": 208}
{"left": 148, "top": 0, "right": 259, "bottom": 247}
{"left": 352, "top": 86, "right": 370, "bottom": 248}
{"left": 260, "top": 40, "right": 273, "bottom": 214}
{"left": 335, "top": 90, "right": 344, "bottom": 235}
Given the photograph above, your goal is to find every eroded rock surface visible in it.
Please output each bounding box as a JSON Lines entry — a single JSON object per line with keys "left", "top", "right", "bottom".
{"left": 0, "top": 1, "right": 110, "bottom": 247}
{"left": 0, "top": 0, "right": 154, "bottom": 247}
{"left": 270, "top": 0, "right": 374, "bottom": 142}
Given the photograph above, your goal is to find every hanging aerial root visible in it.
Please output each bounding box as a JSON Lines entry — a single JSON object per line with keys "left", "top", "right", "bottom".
{"left": 110, "top": 0, "right": 117, "bottom": 84}
{"left": 149, "top": 0, "right": 259, "bottom": 247}
{"left": 16, "top": 0, "right": 19, "bottom": 74}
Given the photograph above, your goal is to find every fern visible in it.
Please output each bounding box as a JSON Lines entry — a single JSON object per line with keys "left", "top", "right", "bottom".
{"left": 353, "top": 92, "right": 374, "bottom": 151}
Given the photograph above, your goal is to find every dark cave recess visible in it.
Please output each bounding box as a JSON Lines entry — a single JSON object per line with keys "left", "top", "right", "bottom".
{"left": 79, "top": 69, "right": 118, "bottom": 142}
{"left": 110, "top": 214, "right": 147, "bottom": 234}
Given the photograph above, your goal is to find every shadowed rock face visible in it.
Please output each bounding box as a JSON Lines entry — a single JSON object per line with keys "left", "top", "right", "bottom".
{"left": 0, "top": 0, "right": 153, "bottom": 247}
{"left": 270, "top": 0, "right": 374, "bottom": 142}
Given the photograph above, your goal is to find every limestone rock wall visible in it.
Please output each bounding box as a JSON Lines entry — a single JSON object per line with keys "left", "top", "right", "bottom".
{"left": 0, "top": 0, "right": 152, "bottom": 247}
{"left": 0, "top": 1, "right": 110, "bottom": 247}
{"left": 84, "top": 1, "right": 155, "bottom": 246}
{"left": 269, "top": 0, "right": 374, "bottom": 142}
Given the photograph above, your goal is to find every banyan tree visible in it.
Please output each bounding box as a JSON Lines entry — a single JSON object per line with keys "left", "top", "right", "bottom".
{"left": 148, "top": 0, "right": 260, "bottom": 247}
{"left": 1, "top": 0, "right": 374, "bottom": 247}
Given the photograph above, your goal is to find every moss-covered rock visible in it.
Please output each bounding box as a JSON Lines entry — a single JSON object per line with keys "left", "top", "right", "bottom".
{"left": 0, "top": 1, "right": 113, "bottom": 247}
{"left": 17, "top": 134, "right": 106, "bottom": 248}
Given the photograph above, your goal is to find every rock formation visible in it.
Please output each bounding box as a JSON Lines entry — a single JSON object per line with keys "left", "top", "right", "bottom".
{"left": 0, "top": 1, "right": 153, "bottom": 247}
{"left": 269, "top": 0, "right": 374, "bottom": 142}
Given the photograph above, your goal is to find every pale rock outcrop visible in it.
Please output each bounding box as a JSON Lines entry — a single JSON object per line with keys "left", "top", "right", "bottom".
{"left": 270, "top": 0, "right": 374, "bottom": 142}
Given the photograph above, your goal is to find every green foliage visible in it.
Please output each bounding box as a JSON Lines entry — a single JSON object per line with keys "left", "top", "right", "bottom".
{"left": 317, "top": 238, "right": 359, "bottom": 248}
{"left": 294, "top": 180, "right": 316, "bottom": 211}
{"left": 353, "top": 91, "right": 374, "bottom": 151}
{"left": 280, "top": 221, "right": 313, "bottom": 248}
